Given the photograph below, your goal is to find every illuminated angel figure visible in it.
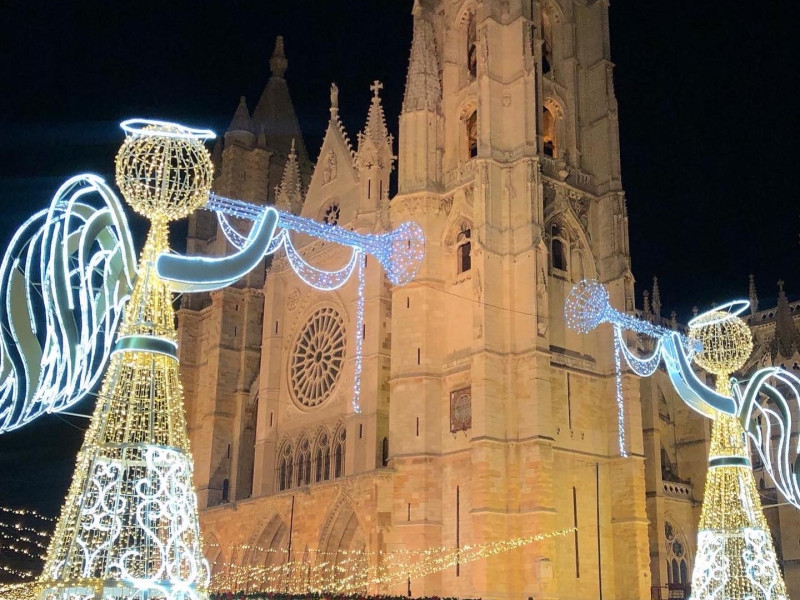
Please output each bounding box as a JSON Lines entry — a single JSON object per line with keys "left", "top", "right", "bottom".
{"left": 0, "top": 119, "right": 425, "bottom": 600}
{"left": 0, "top": 119, "right": 424, "bottom": 435}
{"left": 566, "top": 279, "right": 792, "bottom": 600}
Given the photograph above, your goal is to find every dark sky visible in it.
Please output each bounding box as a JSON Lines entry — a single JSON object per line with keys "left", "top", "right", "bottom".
{"left": 0, "top": 0, "right": 798, "bottom": 554}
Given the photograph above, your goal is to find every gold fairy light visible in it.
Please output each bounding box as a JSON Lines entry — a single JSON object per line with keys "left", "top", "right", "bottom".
{"left": 202, "top": 528, "right": 574, "bottom": 596}
{"left": 35, "top": 120, "right": 215, "bottom": 600}
{"left": 688, "top": 308, "right": 787, "bottom": 600}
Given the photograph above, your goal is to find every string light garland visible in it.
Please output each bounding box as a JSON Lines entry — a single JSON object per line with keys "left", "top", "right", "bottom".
{"left": 565, "top": 279, "right": 699, "bottom": 454}
{"left": 203, "top": 527, "right": 574, "bottom": 596}
{"left": 0, "top": 529, "right": 573, "bottom": 600}
{"left": 205, "top": 193, "right": 425, "bottom": 288}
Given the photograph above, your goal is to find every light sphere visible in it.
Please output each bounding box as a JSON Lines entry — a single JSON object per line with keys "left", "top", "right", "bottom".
{"left": 115, "top": 120, "right": 215, "bottom": 222}
{"left": 689, "top": 309, "right": 753, "bottom": 377}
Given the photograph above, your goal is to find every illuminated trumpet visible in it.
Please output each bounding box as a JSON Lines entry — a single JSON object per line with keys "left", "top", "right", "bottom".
{"left": 207, "top": 193, "right": 425, "bottom": 287}
{"left": 565, "top": 279, "right": 702, "bottom": 352}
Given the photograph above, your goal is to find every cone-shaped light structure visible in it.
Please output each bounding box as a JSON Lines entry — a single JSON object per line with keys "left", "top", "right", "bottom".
{"left": 38, "top": 120, "right": 215, "bottom": 600}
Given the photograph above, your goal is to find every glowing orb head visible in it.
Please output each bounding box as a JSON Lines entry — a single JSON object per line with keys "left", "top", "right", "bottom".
{"left": 115, "top": 119, "right": 216, "bottom": 222}
{"left": 564, "top": 279, "right": 610, "bottom": 333}
{"left": 688, "top": 300, "right": 752, "bottom": 377}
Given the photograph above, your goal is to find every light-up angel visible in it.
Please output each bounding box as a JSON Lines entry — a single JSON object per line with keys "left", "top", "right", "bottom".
{"left": 0, "top": 118, "right": 425, "bottom": 600}
{"left": 566, "top": 278, "right": 792, "bottom": 600}
{"left": 0, "top": 119, "right": 424, "bottom": 436}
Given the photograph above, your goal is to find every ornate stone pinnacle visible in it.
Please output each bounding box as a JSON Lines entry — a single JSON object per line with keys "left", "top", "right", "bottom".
{"left": 270, "top": 36, "right": 288, "bottom": 79}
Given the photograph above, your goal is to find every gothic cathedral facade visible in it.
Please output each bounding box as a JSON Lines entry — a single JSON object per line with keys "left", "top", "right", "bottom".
{"left": 178, "top": 2, "right": 654, "bottom": 598}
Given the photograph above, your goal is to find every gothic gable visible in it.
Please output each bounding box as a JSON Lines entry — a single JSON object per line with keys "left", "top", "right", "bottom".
{"left": 303, "top": 119, "right": 359, "bottom": 225}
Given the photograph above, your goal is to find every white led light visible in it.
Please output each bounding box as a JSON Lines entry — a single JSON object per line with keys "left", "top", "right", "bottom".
{"left": 688, "top": 299, "right": 750, "bottom": 328}
{"left": 0, "top": 174, "right": 137, "bottom": 434}
{"left": 120, "top": 119, "right": 216, "bottom": 140}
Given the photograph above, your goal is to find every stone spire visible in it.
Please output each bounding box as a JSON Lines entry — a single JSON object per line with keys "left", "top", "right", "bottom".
{"left": 643, "top": 289, "right": 651, "bottom": 315}
{"left": 652, "top": 276, "right": 661, "bottom": 317}
{"left": 228, "top": 96, "right": 253, "bottom": 132}
{"left": 225, "top": 96, "right": 255, "bottom": 147}
{"left": 275, "top": 139, "right": 303, "bottom": 214}
{"left": 772, "top": 280, "right": 800, "bottom": 359}
{"left": 748, "top": 273, "right": 759, "bottom": 314}
{"left": 252, "top": 36, "right": 311, "bottom": 169}
{"left": 402, "top": 6, "right": 441, "bottom": 113}
{"left": 269, "top": 35, "right": 288, "bottom": 79}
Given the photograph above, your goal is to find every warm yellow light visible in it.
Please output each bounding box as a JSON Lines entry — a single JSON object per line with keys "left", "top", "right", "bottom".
{"left": 115, "top": 122, "right": 214, "bottom": 222}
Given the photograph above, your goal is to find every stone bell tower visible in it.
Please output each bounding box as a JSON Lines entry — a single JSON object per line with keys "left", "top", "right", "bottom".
{"left": 389, "top": 1, "right": 647, "bottom": 598}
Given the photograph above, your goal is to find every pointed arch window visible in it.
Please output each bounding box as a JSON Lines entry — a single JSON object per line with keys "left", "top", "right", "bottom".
{"left": 457, "top": 228, "right": 472, "bottom": 274}
{"left": 467, "top": 13, "right": 477, "bottom": 79}
{"left": 664, "top": 521, "right": 690, "bottom": 590}
{"left": 278, "top": 442, "right": 293, "bottom": 491}
{"left": 314, "top": 433, "right": 331, "bottom": 483}
{"left": 541, "top": 12, "right": 553, "bottom": 75}
{"left": 542, "top": 106, "right": 557, "bottom": 158}
{"left": 333, "top": 426, "right": 346, "bottom": 479}
{"left": 550, "top": 223, "right": 567, "bottom": 272}
{"left": 296, "top": 438, "right": 311, "bottom": 487}
{"left": 466, "top": 110, "right": 478, "bottom": 159}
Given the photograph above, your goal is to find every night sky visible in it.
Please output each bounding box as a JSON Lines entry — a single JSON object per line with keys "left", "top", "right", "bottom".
{"left": 0, "top": 0, "right": 798, "bottom": 544}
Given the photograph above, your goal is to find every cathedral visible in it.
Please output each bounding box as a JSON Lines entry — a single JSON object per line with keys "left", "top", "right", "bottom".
{"left": 175, "top": 2, "right": 798, "bottom": 599}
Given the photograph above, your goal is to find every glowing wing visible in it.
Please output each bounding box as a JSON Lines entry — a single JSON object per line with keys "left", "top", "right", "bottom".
{"left": 736, "top": 367, "right": 800, "bottom": 509}
{"left": 0, "top": 174, "right": 137, "bottom": 433}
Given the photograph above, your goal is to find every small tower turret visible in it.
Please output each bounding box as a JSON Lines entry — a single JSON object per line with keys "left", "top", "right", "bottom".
{"left": 398, "top": 3, "right": 442, "bottom": 193}
{"left": 225, "top": 96, "right": 255, "bottom": 148}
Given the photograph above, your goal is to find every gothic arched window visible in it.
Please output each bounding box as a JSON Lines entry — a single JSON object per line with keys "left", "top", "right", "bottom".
{"left": 550, "top": 224, "right": 567, "bottom": 272}
{"left": 541, "top": 12, "right": 553, "bottom": 75}
{"left": 278, "top": 442, "right": 293, "bottom": 491}
{"left": 457, "top": 228, "right": 472, "bottom": 274}
{"left": 542, "top": 106, "right": 557, "bottom": 158}
{"left": 467, "top": 13, "right": 477, "bottom": 78}
{"left": 296, "top": 438, "right": 311, "bottom": 487}
{"left": 664, "top": 520, "right": 690, "bottom": 587}
{"left": 465, "top": 110, "right": 478, "bottom": 160}
{"left": 333, "top": 426, "right": 346, "bottom": 479}
{"left": 314, "top": 433, "right": 331, "bottom": 483}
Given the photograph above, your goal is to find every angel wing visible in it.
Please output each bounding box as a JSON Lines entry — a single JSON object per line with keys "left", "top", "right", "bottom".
{"left": 0, "top": 174, "right": 137, "bottom": 433}
{"left": 736, "top": 367, "right": 800, "bottom": 509}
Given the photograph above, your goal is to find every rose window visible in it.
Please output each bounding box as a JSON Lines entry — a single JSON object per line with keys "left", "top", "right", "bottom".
{"left": 290, "top": 307, "right": 346, "bottom": 407}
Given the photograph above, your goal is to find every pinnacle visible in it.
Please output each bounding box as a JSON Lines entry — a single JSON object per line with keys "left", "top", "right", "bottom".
{"left": 275, "top": 138, "right": 303, "bottom": 214}
{"left": 772, "top": 280, "right": 800, "bottom": 359}
{"left": 748, "top": 273, "right": 759, "bottom": 314}
{"left": 652, "top": 276, "right": 661, "bottom": 317}
{"left": 228, "top": 96, "right": 253, "bottom": 133}
{"left": 362, "top": 80, "right": 391, "bottom": 147}
{"left": 402, "top": 12, "right": 441, "bottom": 113}
{"left": 270, "top": 36, "right": 288, "bottom": 79}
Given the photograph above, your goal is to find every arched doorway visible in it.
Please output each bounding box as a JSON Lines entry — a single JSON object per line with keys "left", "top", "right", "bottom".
{"left": 241, "top": 513, "right": 290, "bottom": 592}
{"left": 318, "top": 499, "right": 368, "bottom": 592}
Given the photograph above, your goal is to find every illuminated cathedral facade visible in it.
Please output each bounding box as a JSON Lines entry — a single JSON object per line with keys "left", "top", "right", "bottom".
{"left": 176, "top": 2, "right": 798, "bottom": 599}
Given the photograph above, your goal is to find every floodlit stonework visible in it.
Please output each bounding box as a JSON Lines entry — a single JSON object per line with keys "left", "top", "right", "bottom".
{"left": 177, "top": 3, "right": 683, "bottom": 598}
